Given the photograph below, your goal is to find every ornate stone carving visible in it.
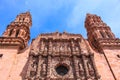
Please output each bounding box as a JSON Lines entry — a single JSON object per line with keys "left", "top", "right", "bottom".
{"left": 1, "top": 12, "right": 32, "bottom": 51}
{"left": 85, "top": 13, "right": 120, "bottom": 52}
{"left": 25, "top": 32, "right": 100, "bottom": 80}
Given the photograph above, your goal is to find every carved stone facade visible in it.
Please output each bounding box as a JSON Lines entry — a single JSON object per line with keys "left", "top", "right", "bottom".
{"left": 25, "top": 33, "right": 100, "bottom": 80}
{"left": 0, "top": 12, "right": 120, "bottom": 80}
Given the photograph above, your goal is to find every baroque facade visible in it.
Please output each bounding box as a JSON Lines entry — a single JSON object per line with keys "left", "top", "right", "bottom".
{"left": 0, "top": 12, "right": 120, "bottom": 80}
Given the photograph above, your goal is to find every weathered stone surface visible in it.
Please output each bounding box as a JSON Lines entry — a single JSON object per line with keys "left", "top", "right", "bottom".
{"left": 0, "top": 12, "right": 119, "bottom": 80}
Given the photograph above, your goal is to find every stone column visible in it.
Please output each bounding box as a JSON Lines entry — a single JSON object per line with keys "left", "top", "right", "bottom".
{"left": 48, "top": 40, "right": 52, "bottom": 55}
{"left": 82, "top": 55, "right": 89, "bottom": 79}
{"left": 71, "top": 40, "right": 75, "bottom": 55}
{"left": 73, "top": 56, "right": 80, "bottom": 79}
{"left": 36, "top": 55, "right": 42, "bottom": 80}
{"left": 46, "top": 56, "right": 51, "bottom": 79}
{"left": 41, "top": 40, "right": 45, "bottom": 53}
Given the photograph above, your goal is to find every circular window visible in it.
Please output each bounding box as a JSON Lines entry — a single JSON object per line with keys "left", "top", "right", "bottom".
{"left": 55, "top": 65, "right": 69, "bottom": 76}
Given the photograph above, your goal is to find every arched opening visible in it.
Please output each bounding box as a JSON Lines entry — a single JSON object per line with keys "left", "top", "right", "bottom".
{"left": 16, "top": 29, "right": 20, "bottom": 37}
{"left": 9, "top": 29, "right": 13, "bottom": 36}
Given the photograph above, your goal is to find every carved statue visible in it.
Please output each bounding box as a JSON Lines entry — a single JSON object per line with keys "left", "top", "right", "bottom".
{"left": 41, "top": 63, "right": 46, "bottom": 77}
{"left": 53, "top": 46, "right": 56, "bottom": 52}
{"left": 44, "top": 46, "right": 47, "bottom": 52}
{"left": 60, "top": 46, "right": 63, "bottom": 52}
{"left": 79, "top": 62, "right": 84, "bottom": 76}
{"left": 87, "top": 61, "right": 94, "bottom": 76}
{"left": 67, "top": 46, "right": 71, "bottom": 52}
{"left": 75, "top": 46, "right": 79, "bottom": 51}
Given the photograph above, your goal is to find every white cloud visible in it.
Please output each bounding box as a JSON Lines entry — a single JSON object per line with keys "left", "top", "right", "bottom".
{"left": 66, "top": 0, "right": 102, "bottom": 28}
{"left": 0, "top": 0, "right": 120, "bottom": 38}
{"left": 65, "top": 0, "right": 120, "bottom": 38}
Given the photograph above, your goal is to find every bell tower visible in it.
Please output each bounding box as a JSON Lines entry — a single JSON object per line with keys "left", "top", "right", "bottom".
{"left": 85, "top": 13, "right": 120, "bottom": 52}
{"left": 1, "top": 12, "right": 32, "bottom": 50}
{"left": 85, "top": 13, "right": 120, "bottom": 80}
{"left": 0, "top": 12, "right": 32, "bottom": 80}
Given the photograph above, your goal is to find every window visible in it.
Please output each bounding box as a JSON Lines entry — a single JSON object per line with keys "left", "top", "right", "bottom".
{"left": 15, "top": 29, "right": 20, "bottom": 37}
{"left": 55, "top": 64, "right": 69, "bottom": 76}
{"left": 9, "top": 29, "right": 13, "bottom": 36}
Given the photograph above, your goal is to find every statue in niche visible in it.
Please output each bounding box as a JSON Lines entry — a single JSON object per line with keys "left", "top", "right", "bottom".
{"left": 67, "top": 45, "right": 71, "bottom": 52}
{"left": 87, "top": 61, "right": 94, "bottom": 77}
{"left": 75, "top": 46, "right": 79, "bottom": 52}
{"left": 41, "top": 63, "right": 46, "bottom": 77}
{"left": 60, "top": 45, "right": 64, "bottom": 52}
{"left": 29, "top": 57, "right": 38, "bottom": 78}
{"left": 44, "top": 46, "right": 47, "bottom": 52}
{"left": 53, "top": 45, "right": 56, "bottom": 52}
{"left": 32, "top": 59, "right": 37, "bottom": 69}
{"left": 30, "top": 71, "right": 36, "bottom": 78}
{"left": 31, "top": 57, "right": 38, "bottom": 70}
{"left": 78, "top": 62, "right": 84, "bottom": 76}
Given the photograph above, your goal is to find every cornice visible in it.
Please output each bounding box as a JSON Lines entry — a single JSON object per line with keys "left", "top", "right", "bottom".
{"left": 98, "top": 38, "right": 120, "bottom": 49}
{"left": 0, "top": 37, "right": 25, "bottom": 50}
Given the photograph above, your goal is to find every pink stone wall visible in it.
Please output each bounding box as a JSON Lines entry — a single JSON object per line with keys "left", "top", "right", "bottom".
{"left": 8, "top": 47, "right": 30, "bottom": 80}
{"left": 104, "top": 49, "right": 120, "bottom": 80}
{"left": 94, "top": 51, "right": 115, "bottom": 80}
{"left": 1, "top": 42, "right": 120, "bottom": 80}
{"left": 0, "top": 47, "right": 30, "bottom": 80}
{"left": 86, "top": 40, "right": 115, "bottom": 80}
{"left": 0, "top": 48, "right": 18, "bottom": 80}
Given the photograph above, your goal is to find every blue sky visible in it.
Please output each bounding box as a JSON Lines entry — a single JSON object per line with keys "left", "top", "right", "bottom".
{"left": 0, "top": 0, "right": 120, "bottom": 43}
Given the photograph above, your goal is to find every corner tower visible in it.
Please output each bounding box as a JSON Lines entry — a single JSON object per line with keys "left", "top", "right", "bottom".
{"left": 1, "top": 12, "right": 32, "bottom": 50}
{"left": 85, "top": 13, "right": 120, "bottom": 52}
{"left": 0, "top": 12, "right": 32, "bottom": 80}
{"left": 85, "top": 14, "right": 120, "bottom": 79}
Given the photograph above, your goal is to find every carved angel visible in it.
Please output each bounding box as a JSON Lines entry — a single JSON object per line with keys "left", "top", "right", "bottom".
{"left": 53, "top": 46, "right": 56, "bottom": 52}
{"left": 60, "top": 46, "right": 63, "bottom": 51}
{"left": 67, "top": 46, "right": 71, "bottom": 52}
{"left": 44, "top": 46, "right": 47, "bottom": 52}
{"left": 79, "top": 63, "right": 84, "bottom": 76}
{"left": 75, "top": 46, "right": 79, "bottom": 51}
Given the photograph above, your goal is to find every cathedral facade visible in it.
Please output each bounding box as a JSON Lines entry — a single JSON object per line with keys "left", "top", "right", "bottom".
{"left": 0, "top": 12, "right": 120, "bottom": 80}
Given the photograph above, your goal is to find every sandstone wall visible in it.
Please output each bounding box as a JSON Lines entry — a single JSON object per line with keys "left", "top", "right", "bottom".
{"left": 86, "top": 40, "right": 115, "bottom": 80}
{"left": 0, "top": 48, "right": 18, "bottom": 80}
{"left": 0, "top": 47, "right": 30, "bottom": 80}
{"left": 104, "top": 49, "right": 120, "bottom": 80}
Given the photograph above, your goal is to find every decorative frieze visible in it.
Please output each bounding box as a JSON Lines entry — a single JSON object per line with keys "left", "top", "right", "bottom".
{"left": 25, "top": 33, "right": 100, "bottom": 80}
{"left": 0, "top": 37, "right": 25, "bottom": 50}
